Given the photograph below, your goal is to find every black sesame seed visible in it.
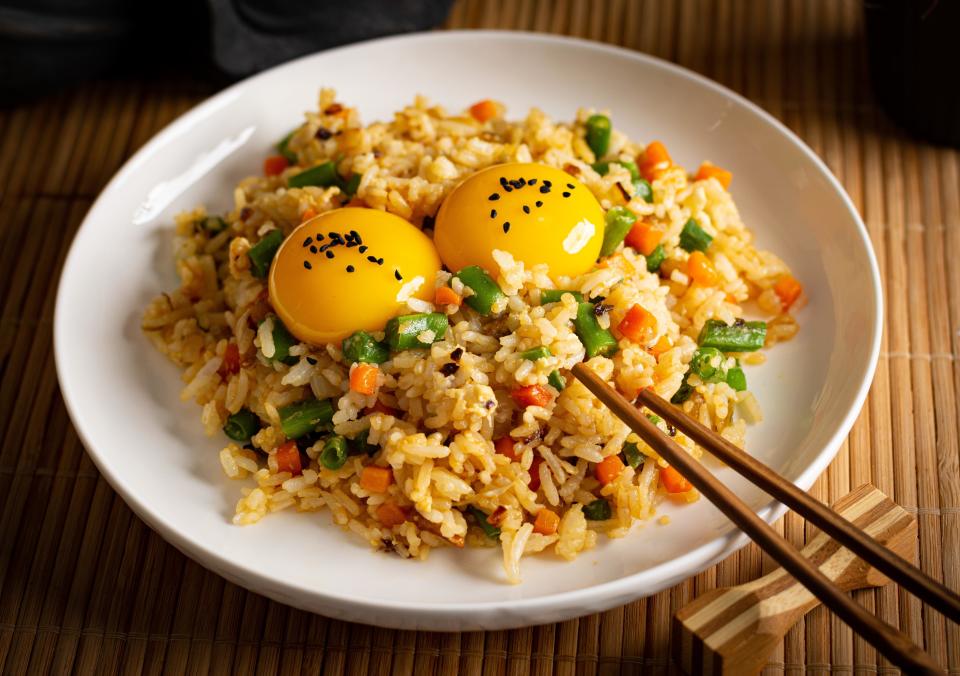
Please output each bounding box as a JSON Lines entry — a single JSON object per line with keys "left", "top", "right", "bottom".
{"left": 517, "top": 178, "right": 526, "bottom": 187}
{"left": 543, "top": 180, "right": 552, "bottom": 187}
{"left": 315, "top": 127, "right": 332, "bottom": 140}
{"left": 484, "top": 400, "right": 496, "bottom": 409}
{"left": 309, "top": 245, "right": 318, "bottom": 254}
{"left": 504, "top": 185, "right": 513, "bottom": 192}
{"left": 440, "top": 363, "right": 460, "bottom": 377}
{"left": 535, "top": 200, "right": 543, "bottom": 207}
{"left": 306, "top": 357, "right": 318, "bottom": 365}
{"left": 668, "top": 424, "right": 677, "bottom": 437}
{"left": 346, "top": 265, "right": 355, "bottom": 272}
{"left": 490, "top": 209, "right": 497, "bottom": 219}
{"left": 394, "top": 269, "right": 403, "bottom": 281}
{"left": 528, "top": 178, "right": 537, "bottom": 185}
{"left": 367, "top": 255, "right": 378, "bottom": 263}
{"left": 734, "top": 318, "right": 747, "bottom": 327}
{"left": 562, "top": 191, "right": 571, "bottom": 198}
{"left": 303, "top": 260, "right": 312, "bottom": 270}
{"left": 489, "top": 193, "right": 500, "bottom": 201}
{"left": 566, "top": 183, "right": 575, "bottom": 189}
{"left": 316, "top": 233, "right": 325, "bottom": 240}
{"left": 302, "top": 236, "right": 313, "bottom": 247}
{"left": 359, "top": 245, "right": 368, "bottom": 253}
{"left": 325, "top": 250, "right": 334, "bottom": 259}
{"left": 503, "top": 222, "right": 511, "bottom": 233}
{"left": 499, "top": 177, "right": 509, "bottom": 186}
{"left": 594, "top": 303, "right": 613, "bottom": 317}
{"left": 522, "top": 205, "right": 530, "bottom": 214}
{"left": 377, "top": 258, "right": 384, "bottom": 265}
{"left": 450, "top": 347, "right": 464, "bottom": 361}
{"left": 539, "top": 186, "right": 550, "bottom": 194}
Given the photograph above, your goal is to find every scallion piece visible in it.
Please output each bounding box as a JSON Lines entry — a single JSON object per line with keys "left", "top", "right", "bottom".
{"left": 540, "top": 289, "right": 584, "bottom": 304}
{"left": 519, "top": 346, "right": 552, "bottom": 361}
{"left": 583, "top": 498, "right": 612, "bottom": 521}
{"left": 276, "top": 130, "right": 298, "bottom": 163}
{"left": 279, "top": 398, "right": 334, "bottom": 439}
{"left": 689, "top": 347, "right": 729, "bottom": 383}
{"left": 548, "top": 370, "right": 566, "bottom": 391}
{"left": 384, "top": 312, "right": 448, "bottom": 350}
{"left": 288, "top": 161, "right": 338, "bottom": 189}
{"left": 670, "top": 376, "right": 694, "bottom": 404}
{"left": 621, "top": 441, "right": 644, "bottom": 470}
{"left": 348, "top": 429, "right": 379, "bottom": 456}
{"left": 338, "top": 173, "right": 361, "bottom": 197}
{"left": 697, "top": 319, "right": 767, "bottom": 352}
{"left": 320, "top": 435, "right": 349, "bottom": 470}
{"left": 679, "top": 217, "right": 713, "bottom": 252}
{"left": 585, "top": 114, "right": 612, "bottom": 158}
{"left": 466, "top": 505, "right": 501, "bottom": 539}
{"left": 223, "top": 408, "right": 260, "bottom": 442}
{"left": 454, "top": 265, "right": 506, "bottom": 316}
{"left": 248, "top": 229, "right": 284, "bottom": 278}
{"left": 726, "top": 366, "right": 747, "bottom": 392}
{"left": 266, "top": 318, "right": 298, "bottom": 365}
{"left": 646, "top": 413, "right": 663, "bottom": 425}
{"left": 645, "top": 244, "right": 666, "bottom": 273}
{"left": 599, "top": 206, "right": 637, "bottom": 258}
{"left": 635, "top": 178, "right": 654, "bottom": 203}
{"left": 573, "top": 302, "right": 619, "bottom": 359}
{"left": 342, "top": 330, "right": 390, "bottom": 364}
{"left": 200, "top": 216, "right": 227, "bottom": 234}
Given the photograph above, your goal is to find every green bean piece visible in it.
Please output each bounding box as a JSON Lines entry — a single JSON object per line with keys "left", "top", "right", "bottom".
{"left": 697, "top": 319, "right": 768, "bottom": 352}
{"left": 277, "top": 129, "right": 298, "bottom": 163}
{"left": 540, "top": 289, "right": 584, "bottom": 304}
{"left": 267, "top": 318, "right": 298, "bottom": 365}
{"left": 671, "top": 375, "right": 694, "bottom": 404}
{"left": 519, "top": 346, "right": 552, "bottom": 361}
{"left": 583, "top": 498, "right": 612, "bottom": 521}
{"left": 223, "top": 409, "right": 260, "bottom": 442}
{"left": 342, "top": 330, "right": 390, "bottom": 364}
{"left": 599, "top": 206, "right": 637, "bottom": 258}
{"left": 466, "top": 505, "right": 501, "bottom": 539}
{"left": 454, "top": 265, "right": 506, "bottom": 316}
{"left": 646, "top": 413, "right": 663, "bottom": 425}
{"left": 288, "top": 161, "right": 338, "bottom": 188}
{"left": 585, "top": 114, "right": 612, "bottom": 158}
{"left": 320, "top": 435, "right": 349, "bottom": 470}
{"left": 635, "top": 178, "right": 654, "bottom": 203}
{"left": 621, "top": 441, "right": 644, "bottom": 470}
{"left": 645, "top": 244, "right": 666, "bottom": 273}
{"left": 726, "top": 366, "right": 747, "bottom": 392}
{"left": 679, "top": 217, "right": 713, "bottom": 252}
{"left": 248, "top": 229, "right": 284, "bottom": 278}
{"left": 592, "top": 161, "right": 610, "bottom": 176}
{"left": 574, "top": 302, "right": 619, "bottom": 359}
{"left": 689, "top": 347, "right": 729, "bottom": 383}
{"left": 279, "top": 398, "right": 334, "bottom": 439}
{"left": 348, "top": 429, "right": 379, "bottom": 456}
{"left": 384, "top": 312, "right": 449, "bottom": 350}
{"left": 338, "top": 173, "right": 361, "bottom": 197}
{"left": 620, "top": 159, "right": 641, "bottom": 182}
{"left": 548, "top": 370, "right": 566, "bottom": 391}
{"left": 199, "top": 216, "right": 227, "bottom": 234}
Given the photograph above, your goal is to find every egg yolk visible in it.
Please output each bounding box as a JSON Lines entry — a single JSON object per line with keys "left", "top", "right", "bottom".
{"left": 269, "top": 207, "right": 441, "bottom": 344}
{"left": 433, "top": 162, "right": 605, "bottom": 278}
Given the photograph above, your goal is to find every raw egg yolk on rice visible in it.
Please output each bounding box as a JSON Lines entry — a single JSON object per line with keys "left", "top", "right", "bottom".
{"left": 434, "top": 162, "right": 605, "bottom": 278}
{"left": 269, "top": 207, "right": 441, "bottom": 344}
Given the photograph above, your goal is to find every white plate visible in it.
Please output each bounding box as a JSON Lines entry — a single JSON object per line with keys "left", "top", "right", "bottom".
{"left": 54, "top": 31, "right": 881, "bottom": 631}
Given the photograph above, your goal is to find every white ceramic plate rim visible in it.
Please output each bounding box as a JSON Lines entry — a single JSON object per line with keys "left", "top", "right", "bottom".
{"left": 54, "top": 30, "right": 882, "bottom": 622}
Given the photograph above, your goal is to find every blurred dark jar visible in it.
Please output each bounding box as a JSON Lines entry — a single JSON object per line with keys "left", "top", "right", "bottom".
{"left": 864, "top": 0, "right": 960, "bottom": 147}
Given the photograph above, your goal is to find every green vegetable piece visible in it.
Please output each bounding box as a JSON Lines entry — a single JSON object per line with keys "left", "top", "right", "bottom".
{"left": 670, "top": 376, "right": 694, "bottom": 404}
{"left": 320, "top": 435, "right": 349, "bottom": 470}
{"left": 585, "top": 114, "right": 612, "bottom": 158}
{"left": 540, "top": 289, "right": 584, "bottom": 304}
{"left": 646, "top": 413, "right": 663, "bottom": 425}
{"left": 267, "top": 318, "right": 298, "bottom": 365}
{"left": 223, "top": 409, "right": 260, "bottom": 442}
{"left": 277, "top": 130, "right": 298, "bottom": 163}
{"left": 679, "top": 217, "right": 713, "bottom": 252}
{"left": 454, "top": 265, "right": 506, "bottom": 316}
{"left": 288, "top": 161, "right": 338, "bottom": 188}
{"left": 519, "top": 346, "right": 552, "bottom": 361}
{"left": 385, "top": 312, "right": 449, "bottom": 350}
{"left": 592, "top": 161, "right": 610, "bottom": 175}
{"left": 689, "top": 347, "right": 729, "bottom": 383}
{"left": 342, "top": 330, "right": 390, "bottom": 364}
{"left": 645, "top": 244, "right": 666, "bottom": 273}
{"left": 348, "top": 429, "right": 379, "bottom": 456}
{"left": 548, "top": 370, "right": 566, "bottom": 391}
{"left": 279, "top": 398, "right": 334, "bottom": 439}
{"left": 467, "top": 505, "right": 501, "bottom": 539}
{"left": 200, "top": 216, "right": 227, "bottom": 234}
{"left": 338, "top": 173, "right": 361, "bottom": 197}
{"left": 621, "top": 441, "right": 645, "bottom": 470}
{"left": 697, "top": 319, "right": 768, "bottom": 352}
{"left": 620, "top": 159, "right": 641, "bottom": 182}
{"left": 248, "top": 229, "right": 284, "bottom": 278}
{"left": 635, "top": 178, "right": 654, "bottom": 203}
{"left": 573, "top": 302, "right": 619, "bottom": 359}
{"left": 599, "top": 206, "right": 637, "bottom": 258}
{"left": 583, "top": 498, "right": 612, "bottom": 521}
{"left": 726, "top": 366, "right": 747, "bottom": 392}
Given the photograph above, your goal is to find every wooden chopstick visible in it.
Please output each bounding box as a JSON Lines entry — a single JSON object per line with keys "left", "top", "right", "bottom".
{"left": 571, "top": 364, "right": 944, "bottom": 675}
{"left": 636, "top": 387, "right": 960, "bottom": 622}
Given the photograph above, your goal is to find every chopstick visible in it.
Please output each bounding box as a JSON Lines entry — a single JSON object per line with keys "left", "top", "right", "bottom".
{"left": 571, "top": 364, "right": 944, "bottom": 675}
{"left": 635, "top": 387, "right": 960, "bottom": 621}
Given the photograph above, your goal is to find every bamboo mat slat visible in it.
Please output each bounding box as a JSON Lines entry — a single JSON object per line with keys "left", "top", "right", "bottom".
{"left": 0, "top": 0, "right": 957, "bottom": 673}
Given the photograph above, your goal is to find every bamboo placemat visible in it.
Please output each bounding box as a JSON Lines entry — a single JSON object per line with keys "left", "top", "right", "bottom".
{"left": 1, "top": 0, "right": 957, "bottom": 673}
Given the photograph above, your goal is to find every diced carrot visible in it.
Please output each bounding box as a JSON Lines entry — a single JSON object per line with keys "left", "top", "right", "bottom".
{"left": 639, "top": 141, "right": 672, "bottom": 181}
{"left": 263, "top": 155, "right": 289, "bottom": 177}
{"left": 219, "top": 342, "right": 240, "bottom": 377}
{"left": 533, "top": 508, "right": 560, "bottom": 535}
{"left": 360, "top": 466, "right": 393, "bottom": 493}
{"left": 660, "top": 465, "right": 693, "bottom": 493}
{"left": 469, "top": 99, "right": 501, "bottom": 123}
{"left": 595, "top": 454, "right": 625, "bottom": 485}
{"left": 511, "top": 385, "right": 553, "bottom": 408}
{"left": 495, "top": 436, "right": 519, "bottom": 461}
{"left": 435, "top": 286, "right": 462, "bottom": 307}
{"left": 365, "top": 399, "right": 400, "bottom": 417}
{"left": 624, "top": 222, "right": 664, "bottom": 256}
{"left": 275, "top": 440, "right": 302, "bottom": 476}
{"left": 618, "top": 304, "right": 658, "bottom": 344}
{"left": 350, "top": 363, "right": 380, "bottom": 395}
{"left": 774, "top": 274, "right": 803, "bottom": 311}
{"left": 376, "top": 501, "right": 407, "bottom": 527}
{"left": 694, "top": 162, "right": 733, "bottom": 189}
{"left": 301, "top": 207, "right": 317, "bottom": 223}
{"left": 528, "top": 455, "right": 544, "bottom": 491}
{"left": 648, "top": 334, "right": 673, "bottom": 357}
{"left": 687, "top": 251, "right": 719, "bottom": 286}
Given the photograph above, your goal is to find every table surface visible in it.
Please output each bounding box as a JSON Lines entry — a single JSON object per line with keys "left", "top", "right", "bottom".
{"left": 1, "top": 0, "right": 958, "bottom": 673}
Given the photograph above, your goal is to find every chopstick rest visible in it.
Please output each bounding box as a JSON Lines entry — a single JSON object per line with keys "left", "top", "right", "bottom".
{"left": 673, "top": 484, "right": 916, "bottom": 676}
